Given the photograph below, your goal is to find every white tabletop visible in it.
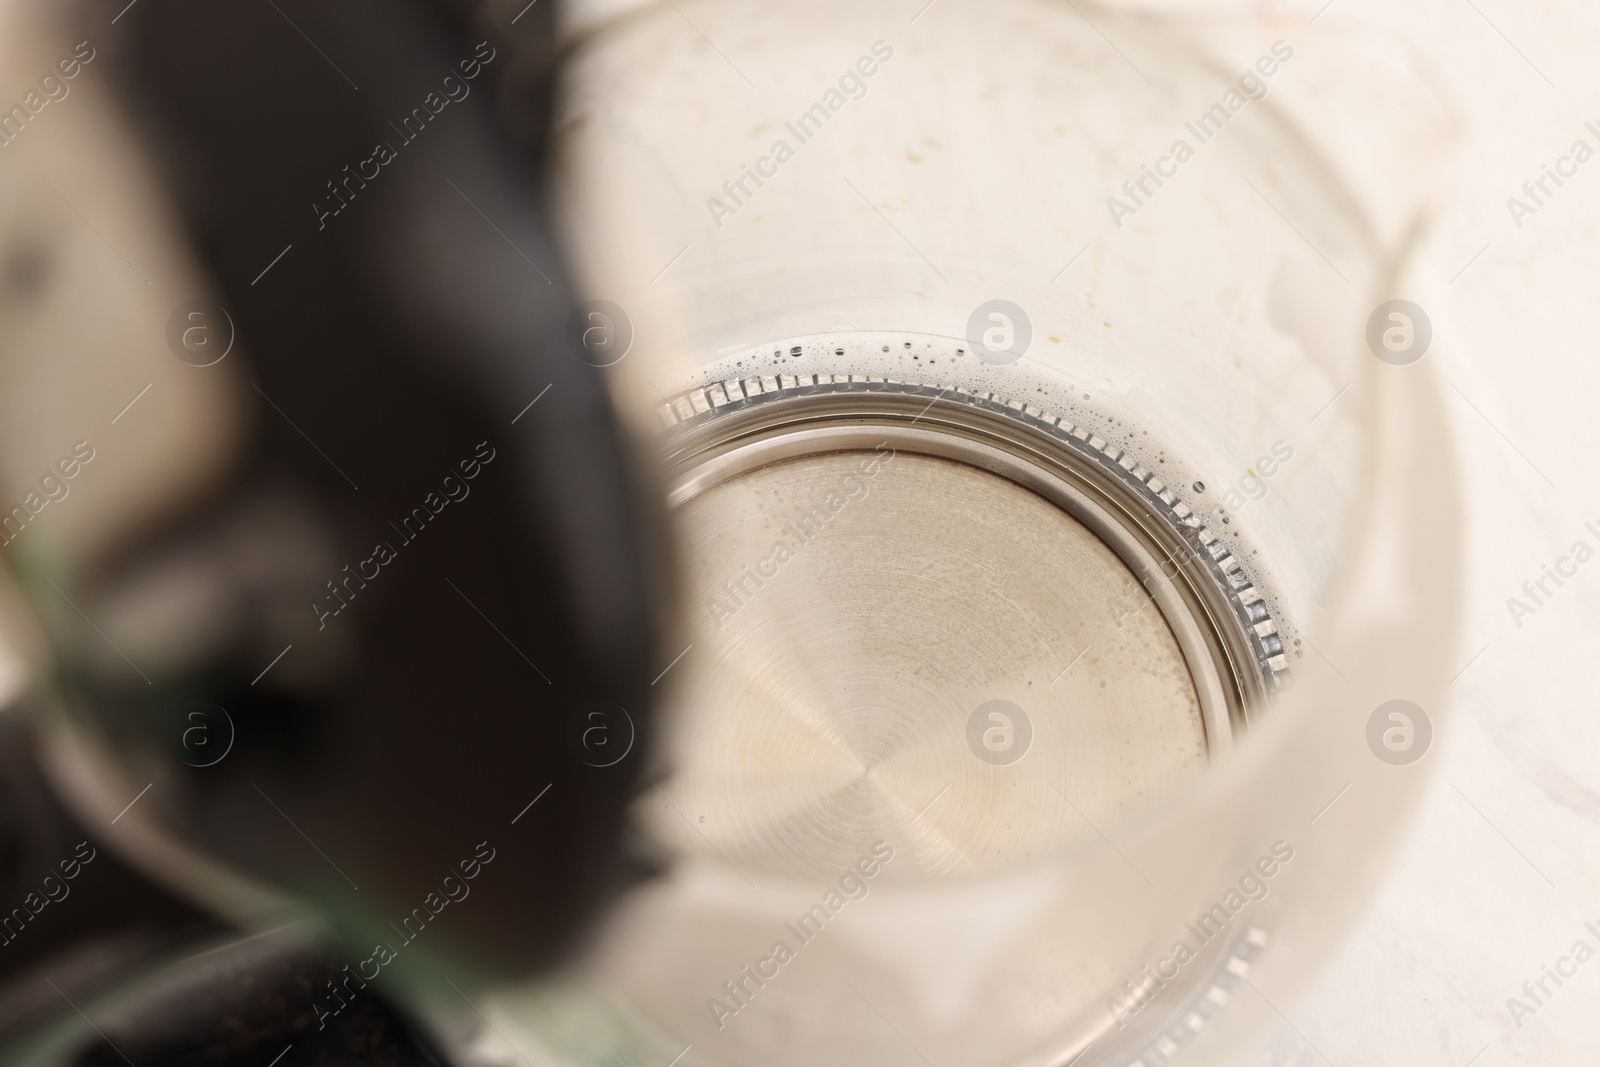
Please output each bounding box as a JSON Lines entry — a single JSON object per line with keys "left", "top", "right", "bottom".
{"left": 1232, "top": 1, "right": 1600, "bottom": 1064}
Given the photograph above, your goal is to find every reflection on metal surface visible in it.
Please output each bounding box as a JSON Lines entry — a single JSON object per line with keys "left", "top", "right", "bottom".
{"left": 649, "top": 361, "right": 1289, "bottom": 881}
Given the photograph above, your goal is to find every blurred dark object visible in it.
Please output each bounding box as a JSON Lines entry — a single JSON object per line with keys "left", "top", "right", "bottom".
{"left": 69, "top": 926, "right": 449, "bottom": 1067}
{"left": 14, "top": 0, "right": 665, "bottom": 1009}
{"left": 0, "top": 711, "right": 214, "bottom": 1037}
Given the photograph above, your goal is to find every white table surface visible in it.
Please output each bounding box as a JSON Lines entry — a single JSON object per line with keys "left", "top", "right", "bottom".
{"left": 1229, "top": 1, "right": 1600, "bottom": 1064}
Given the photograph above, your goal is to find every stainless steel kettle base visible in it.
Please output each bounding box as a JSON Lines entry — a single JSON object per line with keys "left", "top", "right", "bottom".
{"left": 650, "top": 360, "right": 1287, "bottom": 882}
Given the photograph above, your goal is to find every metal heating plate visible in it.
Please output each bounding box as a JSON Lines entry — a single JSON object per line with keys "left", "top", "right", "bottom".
{"left": 650, "top": 370, "right": 1288, "bottom": 880}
